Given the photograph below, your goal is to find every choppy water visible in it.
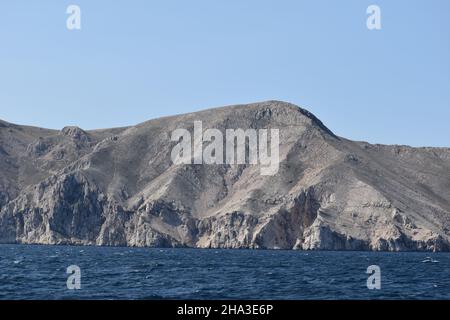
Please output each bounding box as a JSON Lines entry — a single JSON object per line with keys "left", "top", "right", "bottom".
{"left": 0, "top": 244, "right": 449, "bottom": 299}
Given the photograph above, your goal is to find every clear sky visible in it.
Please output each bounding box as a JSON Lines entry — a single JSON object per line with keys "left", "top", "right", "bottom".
{"left": 0, "top": 0, "right": 449, "bottom": 147}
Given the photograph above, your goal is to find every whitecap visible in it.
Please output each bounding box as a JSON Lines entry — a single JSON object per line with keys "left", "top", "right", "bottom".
{"left": 422, "top": 257, "right": 439, "bottom": 263}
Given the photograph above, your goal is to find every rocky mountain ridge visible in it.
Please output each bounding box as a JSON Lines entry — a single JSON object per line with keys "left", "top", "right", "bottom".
{"left": 1, "top": 101, "right": 450, "bottom": 251}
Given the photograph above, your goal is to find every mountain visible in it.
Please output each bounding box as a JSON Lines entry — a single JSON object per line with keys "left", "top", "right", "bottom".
{"left": 1, "top": 101, "right": 450, "bottom": 250}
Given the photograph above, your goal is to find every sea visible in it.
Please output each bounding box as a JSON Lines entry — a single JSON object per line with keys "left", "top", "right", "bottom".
{"left": 0, "top": 244, "right": 448, "bottom": 300}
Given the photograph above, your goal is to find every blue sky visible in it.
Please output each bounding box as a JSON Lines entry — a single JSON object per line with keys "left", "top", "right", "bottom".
{"left": 0, "top": 0, "right": 449, "bottom": 147}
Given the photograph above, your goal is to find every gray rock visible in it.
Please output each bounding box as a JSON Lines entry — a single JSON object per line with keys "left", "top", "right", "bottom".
{"left": 1, "top": 100, "right": 450, "bottom": 251}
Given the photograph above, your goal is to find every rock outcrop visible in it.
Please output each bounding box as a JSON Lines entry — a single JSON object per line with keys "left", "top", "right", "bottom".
{"left": 1, "top": 101, "right": 450, "bottom": 251}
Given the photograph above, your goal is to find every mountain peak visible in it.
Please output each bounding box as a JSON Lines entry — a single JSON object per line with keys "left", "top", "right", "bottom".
{"left": 231, "top": 100, "right": 337, "bottom": 137}
{"left": 150, "top": 100, "right": 336, "bottom": 138}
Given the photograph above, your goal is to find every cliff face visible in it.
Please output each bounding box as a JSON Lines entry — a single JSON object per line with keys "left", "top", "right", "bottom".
{"left": 1, "top": 101, "right": 450, "bottom": 251}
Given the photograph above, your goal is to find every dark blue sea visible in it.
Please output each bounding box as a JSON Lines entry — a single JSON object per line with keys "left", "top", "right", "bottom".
{"left": 0, "top": 244, "right": 449, "bottom": 300}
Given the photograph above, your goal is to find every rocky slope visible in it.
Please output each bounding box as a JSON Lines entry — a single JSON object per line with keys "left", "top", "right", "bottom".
{"left": 1, "top": 101, "right": 450, "bottom": 250}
